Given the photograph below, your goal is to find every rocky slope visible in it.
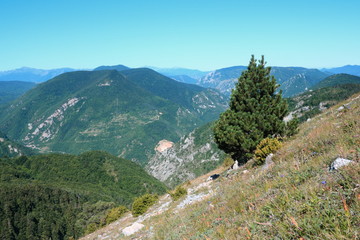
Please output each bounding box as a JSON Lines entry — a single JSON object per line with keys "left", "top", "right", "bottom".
{"left": 146, "top": 122, "right": 225, "bottom": 188}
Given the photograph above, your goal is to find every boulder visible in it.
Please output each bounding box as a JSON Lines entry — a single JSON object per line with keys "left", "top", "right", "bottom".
{"left": 329, "top": 157, "right": 354, "bottom": 171}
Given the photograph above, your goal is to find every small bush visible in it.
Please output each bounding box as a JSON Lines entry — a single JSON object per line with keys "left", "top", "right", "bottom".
{"left": 169, "top": 186, "right": 187, "bottom": 201}
{"left": 222, "top": 155, "right": 235, "bottom": 168}
{"left": 132, "top": 194, "right": 158, "bottom": 217}
{"left": 85, "top": 223, "right": 98, "bottom": 235}
{"left": 105, "top": 205, "right": 128, "bottom": 224}
{"left": 254, "top": 137, "right": 282, "bottom": 165}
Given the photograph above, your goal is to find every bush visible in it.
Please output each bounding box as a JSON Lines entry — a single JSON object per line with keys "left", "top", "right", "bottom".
{"left": 105, "top": 205, "right": 128, "bottom": 224}
{"left": 132, "top": 194, "right": 158, "bottom": 217}
{"left": 169, "top": 186, "right": 187, "bottom": 201}
{"left": 222, "top": 155, "right": 235, "bottom": 168}
{"left": 254, "top": 137, "right": 282, "bottom": 165}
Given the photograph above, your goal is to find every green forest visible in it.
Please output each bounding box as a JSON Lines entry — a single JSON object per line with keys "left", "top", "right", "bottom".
{"left": 0, "top": 151, "right": 166, "bottom": 239}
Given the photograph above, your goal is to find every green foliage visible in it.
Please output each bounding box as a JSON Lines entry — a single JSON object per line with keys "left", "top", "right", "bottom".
{"left": 222, "top": 155, "right": 235, "bottom": 168}
{"left": 312, "top": 73, "right": 360, "bottom": 89}
{"left": 0, "top": 81, "right": 35, "bottom": 105}
{"left": 105, "top": 206, "right": 128, "bottom": 225}
{"left": 214, "top": 56, "right": 288, "bottom": 163}
{"left": 0, "top": 131, "right": 35, "bottom": 158}
{"left": 285, "top": 117, "right": 299, "bottom": 136}
{"left": 169, "top": 186, "right": 187, "bottom": 201}
{"left": 132, "top": 194, "right": 159, "bottom": 217}
{"left": 0, "top": 151, "right": 166, "bottom": 239}
{"left": 254, "top": 137, "right": 282, "bottom": 165}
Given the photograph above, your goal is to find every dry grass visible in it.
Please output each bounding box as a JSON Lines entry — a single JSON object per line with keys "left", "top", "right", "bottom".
{"left": 146, "top": 93, "right": 360, "bottom": 240}
{"left": 88, "top": 93, "right": 360, "bottom": 240}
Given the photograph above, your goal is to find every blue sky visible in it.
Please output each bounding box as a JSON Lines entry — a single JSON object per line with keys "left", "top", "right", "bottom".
{"left": 0, "top": 0, "right": 359, "bottom": 71}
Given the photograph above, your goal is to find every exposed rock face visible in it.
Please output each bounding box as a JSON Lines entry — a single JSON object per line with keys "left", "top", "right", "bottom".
{"left": 155, "top": 140, "right": 174, "bottom": 152}
{"left": 146, "top": 123, "right": 225, "bottom": 188}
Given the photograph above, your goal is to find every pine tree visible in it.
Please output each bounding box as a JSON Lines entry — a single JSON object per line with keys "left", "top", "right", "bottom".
{"left": 213, "top": 55, "right": 288, "bottom": 163}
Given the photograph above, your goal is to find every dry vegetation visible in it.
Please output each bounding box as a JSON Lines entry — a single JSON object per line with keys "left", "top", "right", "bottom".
{"left": 87, "top": 93, "right": 360, "bottom": 240}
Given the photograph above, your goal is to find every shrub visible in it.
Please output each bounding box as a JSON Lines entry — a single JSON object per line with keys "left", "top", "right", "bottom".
{"left": 222, "top": 155, "right": 235, "bottom": 168}
{"left": 169, "top": 186, "right": 187, "bottom": 201}
{"left": 105, "top": 205, "right": 128, "bottom": 224}
{"left": 254, "top": 137, "right": 282, "bottom": 165}
{"left": 132, "top": 194, "right": 158, "bottom": 217}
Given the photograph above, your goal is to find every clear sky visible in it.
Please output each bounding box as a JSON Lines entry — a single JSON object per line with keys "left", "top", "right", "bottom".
{"left": 0, "top": 0, "right": 359, "bottom": 71}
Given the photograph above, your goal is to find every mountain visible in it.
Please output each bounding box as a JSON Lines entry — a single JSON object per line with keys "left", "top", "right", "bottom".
{"left": 0, "top": 150, "right": 166, "bottom": 239}
{"left": 0, "top": 67, "right": 75, "bottom": 82}
{"left": 312, "top": 73, "right": 360, "bottom": 89}
{"left": 322, "top": 65, "right": 360, "bottom": 76}
{"left": 0, "top": 81, "right": 36, "bottom": 105}
{"left": 93, "top": 64, "right": 130, "bottom": 71}
{"left": 148, "top": 67, "right": 209, "bottom": 80}
{"left": 286, "top": 83, "right": 360, "bottom": 122}
{"left": 199, "top": 66, "right": 330, "bottom": 97}
{"left": 83, "top": 92, "right": 360, "bottom": 240}
{"left": 0, "top": 131, "right": 35, "bottom": 157}
{"left": 169, "top": 75, "right": 198, "bottom": 84}
{"left": 146, "top": 121, "right": 226, "bottom": 188}
{"left": 0, "top": 69, "right": 227, "bottom": 164}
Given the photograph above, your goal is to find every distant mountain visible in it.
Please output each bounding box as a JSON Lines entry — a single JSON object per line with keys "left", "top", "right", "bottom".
{"left": 0, "top": 69, "right": 227, "bottom": 164}
{"left": 199, "top": 66, "right": 330, "bottom": 97}
{"left": 0, "top": 67, "right": 75, "bottom": 82}
{"left": 312, "top": 73, "right": 360, "bottom": 89}
{"left": 0, "top": 131, "right": 34, "bottom": 157}
{"left": 146, "top": 121, "right": 225, "bottom": 188}
{"left": 93, "top": 64, "right": 130, "bottom": 71}
{"left": 0, "top": 150, "right": 166, "bottom": 239}
{"left": 169, "top": 75, "right": 198, "bottom": 84}
{"left": 0, "top": 81, "right": 36, "bottom": 105}
{"left": 149, "top": 67, "right": 209, "bottom": 80}
{"left": 322, "top": 65, "right": 360, "bottom": 76}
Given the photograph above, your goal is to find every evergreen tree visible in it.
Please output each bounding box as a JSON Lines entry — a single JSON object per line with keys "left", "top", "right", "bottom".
{"left": 213, "top": 55, "right": 288, "bottom": 163}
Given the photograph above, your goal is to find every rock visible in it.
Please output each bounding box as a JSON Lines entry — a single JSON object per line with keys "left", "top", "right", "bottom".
{"left": 262, "top": 153, "right": 274, "bottom": 170}
{"left": 122, "top": 222, "right": 145, "bottom": 236}
{"left": 242, "top": 170, "right": 249, "bottom": 174}
{"left": 231, "top": 160, "right": 240, "bottom": 170}
{"left": 337, "top": 106, "right": 345, "bottom": 111}
{"left": 329, "top": 157, "right": 354, "bottom": 171}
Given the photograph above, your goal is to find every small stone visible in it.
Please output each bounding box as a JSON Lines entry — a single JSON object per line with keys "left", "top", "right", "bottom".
{"left": 329, "top": 157, "right": 354, "bottom": 171}
{"left": 122, "top": 222, "right": 145, "bottom": 236}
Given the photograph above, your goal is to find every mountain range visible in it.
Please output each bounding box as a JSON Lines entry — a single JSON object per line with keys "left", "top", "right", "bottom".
{"left": 0, "top": 67, "right": 76, "bottom": 83}
{"left": 0, "top": 81, "right": 36, "bottom": 105}
{"left": 0, "top": 68, "right": 227, "bottom": 164}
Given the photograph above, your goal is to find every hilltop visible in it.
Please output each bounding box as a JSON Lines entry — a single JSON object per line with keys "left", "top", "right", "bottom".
{"left": 82, "top": 92, "right": 360, "bottom": 239}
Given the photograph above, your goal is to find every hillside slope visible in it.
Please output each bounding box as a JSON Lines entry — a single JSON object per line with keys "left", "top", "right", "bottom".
{"left": 0, "top": 81, "right": 36, "bottom": 105}
{"left": 286, "top": 83, "right": 360, "bottom": 122}
{"left": 146, "top": 122, "right": 226, "bottom": 188}
{"left": 0, "top": 69, "right": 227, "bottom": 164}
{"left": 312, "top": 73, "right": 360, "bottom": 89}
{"left": 0, "top": 151, "right": 166, "bottom": 239}
{"left": 0, "top": 131, "right": 35, "bottom": 157}
{"left": 83, "top": 92, "right": 360, "bottom": 240}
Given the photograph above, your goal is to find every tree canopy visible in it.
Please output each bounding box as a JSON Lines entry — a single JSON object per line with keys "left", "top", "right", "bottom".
{"left": 213, "top": 55, "right": 288, "bottom": 163}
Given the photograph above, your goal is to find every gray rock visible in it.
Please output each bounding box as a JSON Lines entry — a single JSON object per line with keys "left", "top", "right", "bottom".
{"left": 122, "top": 222, "right": 145, "bottom": 236}
{"left": 262, "top": 153, "right": 274, "bottom": 170}
{"left": 329, "top": 157, "right": 354, "bottom": 171}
